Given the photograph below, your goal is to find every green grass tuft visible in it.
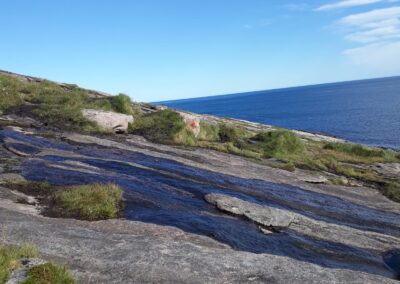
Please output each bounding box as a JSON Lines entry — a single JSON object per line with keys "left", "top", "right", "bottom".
{"left": 0, "top": 243, "right": 39, "bottom": 284}
{"left": 54, "top": 183, "right": 123, "bottom": 221}
{"left": 53, "top": 183, "right": 123, "bottom": 221}
{"left": 22, "top": 263, "right": 75, "bottom": 284}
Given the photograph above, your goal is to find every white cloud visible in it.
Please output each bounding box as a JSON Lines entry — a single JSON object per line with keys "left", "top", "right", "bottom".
{"left": 345, "top": 25, "right": 400, "bottom": 42}
{"left": 340, "top": 6, "right": 400, "bottom": 25}
{"left": 343, "top": 41, "right": 400, "bottom": 72}
{"left": 315, "top": 0, "right": 384, "bottom": 11}
{"left": 316, "top": 1, "right": 400, "bottom": 72}
{"left": 339, "top": 7, "right": 400, "bottom": 42}
{"left": 285, "top": 3, "right": 309, "bottom": 11}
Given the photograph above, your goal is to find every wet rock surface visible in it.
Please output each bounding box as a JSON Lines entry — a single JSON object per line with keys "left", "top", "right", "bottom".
{"left": 1, "top": 128, "right": 400, "bottom": 283}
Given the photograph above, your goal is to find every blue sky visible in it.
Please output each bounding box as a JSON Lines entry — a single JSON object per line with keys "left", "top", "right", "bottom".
{"left": 1, "top": 0, "right": 400, "bottom": 102}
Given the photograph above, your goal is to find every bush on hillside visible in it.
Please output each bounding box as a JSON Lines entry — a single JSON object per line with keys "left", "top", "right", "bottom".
{"left": 131, "top": 109, "right": 187, "bottom": 143}
{"left": 253, "top": 130, "right": 305, "bottom": 160}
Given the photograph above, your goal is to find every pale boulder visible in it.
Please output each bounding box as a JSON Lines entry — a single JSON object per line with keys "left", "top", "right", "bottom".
{"left": 178, "top": 112, "right": 201, "bottom": 137}
{"left": 82, "top": 109, "right": 134, "bottom": 133}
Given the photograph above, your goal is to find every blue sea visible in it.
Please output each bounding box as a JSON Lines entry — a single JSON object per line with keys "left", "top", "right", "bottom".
{"left": 160, "top": 77, "right": 400, "bottom": 150}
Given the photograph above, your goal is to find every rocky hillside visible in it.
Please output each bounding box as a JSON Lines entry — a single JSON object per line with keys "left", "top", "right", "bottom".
{"left": 1, "top": 70, "right": 400, "bottom": 283}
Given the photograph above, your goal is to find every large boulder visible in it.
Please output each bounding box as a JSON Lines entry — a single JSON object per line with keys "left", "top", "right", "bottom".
{"left": 82, "top": 109, "right": 134, "bottom": 133}
{"left": 178, "top": 112, "right": 201, "bottom": 137}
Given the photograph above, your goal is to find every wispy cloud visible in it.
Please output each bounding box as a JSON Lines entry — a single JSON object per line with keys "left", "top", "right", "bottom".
{"left": 315, "top": 0, "right": 384, "bottom": 11}
{"left": 339, "top": 6, "right": 400, "bottom": 72}
{"left": 340, "top": 7, "right": 400, "bottom": 42}
{"left": 284, "top": 3, "right": 309, "bottom": 11}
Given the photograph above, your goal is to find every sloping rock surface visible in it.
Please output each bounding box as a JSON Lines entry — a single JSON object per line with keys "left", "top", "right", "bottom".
{"left": 0, "top": 128, "right": 400, "bottom": 283}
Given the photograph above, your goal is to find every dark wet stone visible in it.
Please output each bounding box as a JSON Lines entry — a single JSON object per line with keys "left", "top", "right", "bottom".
{"left": 4, "top": 142, "right": 40, "bottom": 156}
{"left": 384, "top": 249, "right": 400, "bottom": 278}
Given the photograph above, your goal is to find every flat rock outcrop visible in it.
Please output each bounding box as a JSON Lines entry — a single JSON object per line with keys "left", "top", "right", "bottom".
{"left": 205, "top": 193, "right": 295, "bottom": 230}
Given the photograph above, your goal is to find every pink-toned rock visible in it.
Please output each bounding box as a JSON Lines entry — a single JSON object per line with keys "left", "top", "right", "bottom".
{"left": 82, "top": 109, "right": 133, "bottom": 133}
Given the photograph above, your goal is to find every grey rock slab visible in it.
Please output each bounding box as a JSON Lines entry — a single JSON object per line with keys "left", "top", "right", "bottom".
{"left": 296, "top": 171, "right": 329, "bottom": 184}
{"left": 1, "top": 208, "right": 397, "bottom": 284}
{"left": 205, "top": 193, "right": 400, "bottom": 252}
{"left": 205, "top": 193, "right": 295, "bottom": 229}
{"left": 372, "top": 163, "right": 400, "bottom": 179}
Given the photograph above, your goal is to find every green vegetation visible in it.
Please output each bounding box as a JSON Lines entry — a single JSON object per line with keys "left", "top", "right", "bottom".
{"left": 7, "top": 181, "right": 123, "bottom": 221}
{"left": 0, "top": 243, "right": 38, "bottom": 283}
{"left": 22, "top": 263, "right": 75, "bottom": 284}
{"left": 54, "top": 183, "right": 123, "bottom": 221}
{"left": 0, "top": 73, "right": 136, "bottom": 132}
{"left": 131, "top": 109, "right": 188, "bottom": 144}
{"left": 382, "top": 182, "right": 400, "bottom": 202}
{"left": 253, "top": 130, "right": 305, "bottom": 160}
{"left": 324, "top": 142, "right": 398, "bottom": 161}
{"left": 110, "top": 93, "right": 134, "bottom": 115}
{"left": 197, "top": 121, "right": 220, "bottom": 141}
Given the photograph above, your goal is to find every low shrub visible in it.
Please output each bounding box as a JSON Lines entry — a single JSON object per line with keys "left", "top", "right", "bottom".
{"left": 324, "top": 142, "right": 396, "bottom": 160}
{"left": 22, "top": 263, "right": 75, "bottom": 284}
{"left": 131, "top": 109, "right": 186, "bottom": 143}
{"left": 198, "top": 121, "right": 220, "bottom": 141}
{"left": 110, "top": 93, "right": 133, "bottom": 115}
{"left": 218, "top": 124, "right": 247, "bottom": 143}
{"left": 253, "top": 130, "right": 305, "bottom": 160}
{"left": 53, "top": 183, "right": 123, "bottom": 221}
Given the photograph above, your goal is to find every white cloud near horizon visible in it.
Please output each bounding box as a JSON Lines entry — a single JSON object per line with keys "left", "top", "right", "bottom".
{"left": 343, "top": 41, "right": 400, "bottom": 72}
{"left": 315, "top": 0, "right": 384, "bottom": 11}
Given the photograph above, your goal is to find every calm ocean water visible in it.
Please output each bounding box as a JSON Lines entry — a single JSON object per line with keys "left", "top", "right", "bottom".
{"left": 160, "top": 77, "right": 400, "bottom": 149}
